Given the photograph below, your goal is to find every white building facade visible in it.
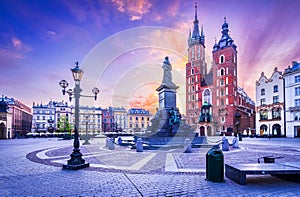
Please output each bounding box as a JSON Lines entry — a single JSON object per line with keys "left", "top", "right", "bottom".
{"left": 110, "top": 107, "right": 127, "bottom": 131}
{"left": 283, "top": 61, "right": 300, "bottom": 137}
{"left": 79, "top": 106, "right": 102, "bottom": 134}
{"left": 32, "top": 101, "right": 56, "bottom": 133}
{"left": 255, "top": 67, "right": 285, "bottom": 137}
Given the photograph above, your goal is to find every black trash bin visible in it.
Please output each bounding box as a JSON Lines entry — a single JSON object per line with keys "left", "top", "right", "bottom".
{"left": 238, "top": 133, "right": 242, "bottom": 141}
{"left": 206, "top": 145, "right": 224, "bottom": 182}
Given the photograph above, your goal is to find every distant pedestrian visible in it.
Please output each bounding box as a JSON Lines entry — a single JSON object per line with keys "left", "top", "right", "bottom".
{"left": 231, "top": 133, "right": 239, "bottom": 148}
{"left": 221, "top": 136, "right": 229, "bottom": 151}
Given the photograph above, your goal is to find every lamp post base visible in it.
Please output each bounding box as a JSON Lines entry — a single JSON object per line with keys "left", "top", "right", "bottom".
{"left": 62, "top": 148, "right": 89, "bottom": 170}
{"left": 63, "top": 163, "right": 90, "bottom": 170}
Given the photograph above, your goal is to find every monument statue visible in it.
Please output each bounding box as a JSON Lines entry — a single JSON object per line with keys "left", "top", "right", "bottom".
{"left": 162, "top": 56, "right": 175, "bottom": 87}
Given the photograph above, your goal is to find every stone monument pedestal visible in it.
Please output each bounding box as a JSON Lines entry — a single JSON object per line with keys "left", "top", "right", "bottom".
{"left": 135, "top": 57, "right": 198, "bottom": 147}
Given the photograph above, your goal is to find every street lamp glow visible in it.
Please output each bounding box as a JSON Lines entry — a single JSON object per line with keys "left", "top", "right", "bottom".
{"left": 71, "top": 62, "right": 83, "bottom": 84}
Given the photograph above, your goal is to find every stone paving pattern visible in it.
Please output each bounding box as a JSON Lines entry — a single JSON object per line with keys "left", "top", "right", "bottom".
{"left": 0, "top": 137, "right": 300, "bottom": 196}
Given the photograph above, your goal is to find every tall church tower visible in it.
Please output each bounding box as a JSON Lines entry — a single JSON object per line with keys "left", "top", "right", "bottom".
{"left": 212, "top": 17, "right": 238, "bottom": 133}
{"left": 186, "top": 3, "right": 207, "bottom": 130}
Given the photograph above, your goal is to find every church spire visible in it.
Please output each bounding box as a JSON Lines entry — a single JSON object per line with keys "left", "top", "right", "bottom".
{"left": 195, "top": 2, "right": 198, "bottom": 21}
{"left": 222, "top": 16, "right": 229, "bottom": 36}
{"left": 200, "top": 25, "right": 205, "bottom": 46}
{"left": 213, "top": 17, "right": 237, "bottom": 52}
{"left": 192, "top": 3, "right": 200, "bottom": 41}
{"left": 188, "top": 3, "right": 205, "bottom": 47}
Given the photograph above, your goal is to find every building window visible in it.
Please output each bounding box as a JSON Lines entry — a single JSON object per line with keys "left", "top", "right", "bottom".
{"left": 260, "top": 98, "right": 266, "bottom": 106}
{"left": 135, "top": 117, "right": 138, "bottom": 121}
{"left": 273, "top": 85, "right": 278, "bottom": 93}
{"left": 260, "top": 110, "right": 268, "bottom": 120}
{"left": 261, "top": 88, "right": 265, "bottom": 96}
{"left": 191, "top": 76, "right": 195, "bottom": 83}
{"left": 294, "top": 112, "right": 300, "bottom": 121}
{"left": 141, "top": 117, "right": 144, "bottom": 121}
{"left": 273, "top": 96, "right": 279, "bottom": 104}
{"left": 142, "top": 124, "right": 144, "bottom": 128}
{"left": 220, "top": 68, "right": 225, "bottom": 76}
{"left": 191, "top": 68, "right": 194, "bottom": 74}
{"left": 272, "top": 108, "right": 281, "bottom": 119}
{"left": 203, "top": 89, "right": 211, "bottom": 104}
{"left": 192, "top": 86, "right": 195, "bottom": 92}
{"left": 130, "top": 124, "right": 132, "bottom": 128}
{"left": 220, "top": 89, "right": 224, "bottom": 96}
{"left": 295, "top": 75, "right": 300, "bottom": 83}
{"left": 192, "top": 48, "right": 195, "bottom": 59}
{"left": 296, "top": 87, "right": 300, "bottom": 96}
{"left": 220, "top": 99, "right": 224, "bottom": 106}
{"left": 219, "top": 55, "right": 225, "bottom": 64}
{"left": 220, "top": 78, "right": 224, "bottom": 86}
{"left": 135, "top": 124, "right": 138, "bottom": 128}
{"left": 295, "top": 99, "right": 300, "bottom": 107}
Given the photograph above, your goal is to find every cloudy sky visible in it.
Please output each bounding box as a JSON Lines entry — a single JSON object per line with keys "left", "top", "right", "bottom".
{"left": 1, "top": 0, "right": 299, "bottom": 113}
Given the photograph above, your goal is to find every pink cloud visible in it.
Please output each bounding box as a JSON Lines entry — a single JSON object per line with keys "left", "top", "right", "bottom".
{"left": 112, "top": 0, "right": 152, "bottom": 21}
{"left": 11, "top": 37, "right": 22, "bottom": 49}
{"left": 10, "top": 37, "right": 31, "bottom": 53}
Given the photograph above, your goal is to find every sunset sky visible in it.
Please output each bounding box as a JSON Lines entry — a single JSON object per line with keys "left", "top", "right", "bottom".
{"left": 1, "top": 0, "right": 300, "bottom": 113}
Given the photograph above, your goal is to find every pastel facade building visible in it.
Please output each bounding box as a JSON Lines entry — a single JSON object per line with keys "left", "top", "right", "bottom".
{"left": 32, "top": 101, "right": 56, "bottom": 133}
{"left": 3, "top": 96, "right": 32, "bottom": 138}
{"left": 0, "top": 98, "right": 12, "bottom": 139}
{"left": 110, "top": 107, "right": 128, "bottom": 131}
{"left": 255, "top": 68, "right": 284, "bottom": 137}
{"left": 101, "top": 108, "right": 114, "bottom": 132}
{"left": 283, "top": 61, "right": 300, "bottom": 137}
{"left": 79, "top": 106, "right": 102, "bottom": 134}
{"left": 127, "top": 108, "right": 151, "bottom": 133}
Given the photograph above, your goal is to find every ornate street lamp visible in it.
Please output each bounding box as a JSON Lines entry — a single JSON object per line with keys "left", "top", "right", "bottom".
{"left": 59, "top": 62, "right": 99, "bottom": 170}
{"left": 83, "top": 115, "right": 90, "bottom": 145}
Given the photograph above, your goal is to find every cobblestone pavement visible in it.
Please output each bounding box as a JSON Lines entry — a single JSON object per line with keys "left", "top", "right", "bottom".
{"left": 0, "top": 137, "right": 300, "bottom": 196}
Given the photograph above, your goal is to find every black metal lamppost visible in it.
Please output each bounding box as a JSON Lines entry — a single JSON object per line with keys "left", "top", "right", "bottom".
{"left": 59, "top": 62, "right": 99, "bottom": 170}
{"left": 83, "top": 115, "right": 90, "bottom": 145}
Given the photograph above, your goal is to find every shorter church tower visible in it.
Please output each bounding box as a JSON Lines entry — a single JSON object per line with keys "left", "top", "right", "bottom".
{"left": 212, "top": 17, "right": 238, "bottom": 133}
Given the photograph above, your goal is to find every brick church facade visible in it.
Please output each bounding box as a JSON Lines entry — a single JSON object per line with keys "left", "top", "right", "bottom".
{"left": 186, "top": 4, "right": 255, "bottom": 136}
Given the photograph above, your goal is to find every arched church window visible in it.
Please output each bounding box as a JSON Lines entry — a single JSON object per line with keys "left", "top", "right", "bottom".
{"left": 220, "top": 68, "right": 225, "bottom": 76}
{"left": 191, "top": 76, "right": 195, "bottom": 83}
{"left": 220, "top": 78, "right": 224, "bottom": 86}
{"left": 203, "top": 89, "right": 211, "bottom": 104}
{"left": 219, "top": 55, "right": 225, "bottom": 64}
{"left": 192, "top": 48, "right": 195, "bottom": 59}
{"left": 220, "top": 89, "right": 224, "bottom": 96}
